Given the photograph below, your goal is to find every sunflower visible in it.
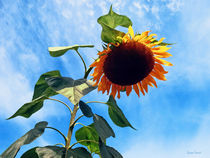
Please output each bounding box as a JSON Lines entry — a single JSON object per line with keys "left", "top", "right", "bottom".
{"left": 90, "top": 26, "right": 172, "bottom": 99}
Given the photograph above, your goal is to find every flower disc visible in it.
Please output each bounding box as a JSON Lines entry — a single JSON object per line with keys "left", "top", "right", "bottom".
{"left": 103, "top": 41, "right": 155, "bottom": 86}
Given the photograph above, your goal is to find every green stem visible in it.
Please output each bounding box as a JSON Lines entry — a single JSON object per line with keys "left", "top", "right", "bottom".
{"left": 54, "top": 143, "right": 65, "bottom": 147}
{"left": 69, "top": 140, "right": 98, "bottom": 149}
{"left": 85, "top": 101, "right": 107, "bottom": 105}
{"left": 47, "top": 98, "right": 72, "bottom": 113}
{"left": 74, "top": 122, "right": 86, "bottom": 127}
{"left": 84, "top": 67, "right": 93, "bottom": 79}
{"left": 75, "top": 49, "right": 87, "bottom": 74}
{"left": 46, "top": 127, "right": 67, "bottom": 143}
{"left": 71, "top": 115, "right": 84, "bottom": 127}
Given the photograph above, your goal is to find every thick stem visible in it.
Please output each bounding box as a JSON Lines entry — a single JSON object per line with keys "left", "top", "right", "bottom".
{"left": 65, "top": 104, "right": 79, "bottom": 150}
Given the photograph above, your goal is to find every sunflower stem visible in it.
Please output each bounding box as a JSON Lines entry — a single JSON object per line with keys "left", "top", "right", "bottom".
{"left": 65, "top": 104, "right": 79, "bottom": 157}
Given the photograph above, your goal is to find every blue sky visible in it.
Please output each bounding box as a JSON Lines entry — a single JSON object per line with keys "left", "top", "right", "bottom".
{"left": 1, "top": 0, "right": 210, "bottom": 158}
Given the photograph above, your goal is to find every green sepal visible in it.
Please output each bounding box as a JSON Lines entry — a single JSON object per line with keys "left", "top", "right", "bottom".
{"left": 48, "top": 45, "right": 94, "bottom": 57}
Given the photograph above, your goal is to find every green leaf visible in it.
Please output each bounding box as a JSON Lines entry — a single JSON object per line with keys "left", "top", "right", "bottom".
{"left": 35, "top": 146, "right": 65, "bottom": 157}
{"left": 48, "top": 45, "right": 94, "bottom": 57}
{"left": 22, "top": 146, "right": 92, "bottom": 158}
{"left": 21, "top": 147, "right": 39, "bottom": 158}
{"left": 8, "top": 96, "right": 47, "bottom": 119}
{"left": 66, "top": 147, "right": 92, "bottom": 158}
{"left": 97, "top": 5, "right": 132, "bottom": 43}
{"left": 46, "top": 77, "right": 97, "bottom": 105}
{"left": 79, "top": 100, "right": 94, "bottom": 118}
{"left": 8, "top": 71, "right": 62, "bottom": 119}
{"left": 106, "top": 95, "right": 135, "bottom": 129}
{"left": 99, "top": 138, "right": 112, "bottom": 158}
{"left": 99, "top": 138, "right": 123, "bottom": 158}
{"left": 93, "top": 114, "right": 115, "bottom": 142}
{"left": 75, "top": 124, "right": 100, "bottom": 154}
{"left": 98, "top": 23, "right": 125, "bottom": 43}
{"left": 0, "top": 121, "right": 48, "bottom": 158}
{"left": 32, "top": 70, "right": 61, "bottom": 100}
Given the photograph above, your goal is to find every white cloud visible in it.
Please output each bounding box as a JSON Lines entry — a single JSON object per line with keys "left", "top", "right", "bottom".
{"left": 130, "top": 1, "right": 145, "bottom": 18}
{"left": 166, "top": 0, "right": 183, "bottom": 12}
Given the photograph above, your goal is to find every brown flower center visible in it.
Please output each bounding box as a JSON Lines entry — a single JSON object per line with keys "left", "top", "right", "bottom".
{"left": 103, "top": 41, "right": 155, "bottom": 86}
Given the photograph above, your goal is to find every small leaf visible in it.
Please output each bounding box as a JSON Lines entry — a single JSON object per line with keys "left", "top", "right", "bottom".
{"left": 66, "top": 147, "right": 92, "bottom": 158}
{"left": 8, "top": 96, "right": 47, "bottom": 119}
{"left": 75, "top": 124, "right": 100, "bottom": 154}
{"left": 48, "top": 45, "right": 94, "bottom": 57}
{"left": 36, "top": 146, "right": 65, "bottom": 157}
{"left": 32, "top": 70, "right": 61, "bottom": 100}
{"left": 99, "top": 24, "right": 125, "bottom": 43}
{"left": 21, "top": 147, "right": 39, "bottom": 158}
{"left": 46, "top": 77, "right": 97, "bottom": 105}
{"left": 93, "top": 114, "right": 115, "bottom": 142}
{"left": 99, "top": 138, "right": 123, "bottom": 158}
{"left": 0, "top": 121, "right": 48, "bottom": 158}
{"left": 79, "top": 100, "right": 93, "bottom": 117}
{"left": 106, "top": 95, "right": 135, "bottom": 129}
{"left": 98, "top": 5, "right": 132, "bottom": 29}
{"left": 97, "top": 5, "right": 132, "bottom": 43}
{"left": 106, "top": 146, "right": 123, "bottom": 158}
{"left": 99, "top": 138, "right": 112, "bottom": 158}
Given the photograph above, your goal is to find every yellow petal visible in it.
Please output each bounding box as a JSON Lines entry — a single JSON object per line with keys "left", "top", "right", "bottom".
{"left": 128, "top": 26, "right": 134, "bottom": 38}
{"left": 155, "top": 58, "right": 173, "bottom": 66}
{"left": 153, "top": 46, "right": 171, "bottom": 52}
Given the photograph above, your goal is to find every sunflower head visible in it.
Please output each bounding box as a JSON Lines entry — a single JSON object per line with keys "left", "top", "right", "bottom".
{"left": 90, "top": 26, "right": 172, "bottom": 99}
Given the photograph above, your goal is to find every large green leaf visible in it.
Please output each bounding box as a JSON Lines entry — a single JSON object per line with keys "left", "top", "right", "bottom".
{"left": 75, "top": 124, "right": 100, "bottom": 154}
{"left": 106, "top": 95, "right": 135, "bottom": 129}
{"left": 97, "top": 5, "right": 132, "bottom": 43}
{"left": 0, "top": 121, "right": 48, "bottom": 158}
{"left": 46, "top": 77, "right": 97, "bottom": 105}
{"left": 8, "top": 96, "right": 47, "bottom": 119}
{"left": 32, "top": 70, "right": 61, "bottom": 100}
{"left": 8, "top": 71, "right": 61, "bottom": 119}
{"left": 93, "top": 114, "right": 115, "bottom": 142}
{"left": 21, "top": 146, "right": 92, "bottom": 158}
{"left": 79, "top": 100, "right": 94, "bottom": 118}
{"left": 48, "top": 45, "right": 94, "bottom": 57}
{"left": 99, "top": 138, "right": 122, "bottom": 158}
